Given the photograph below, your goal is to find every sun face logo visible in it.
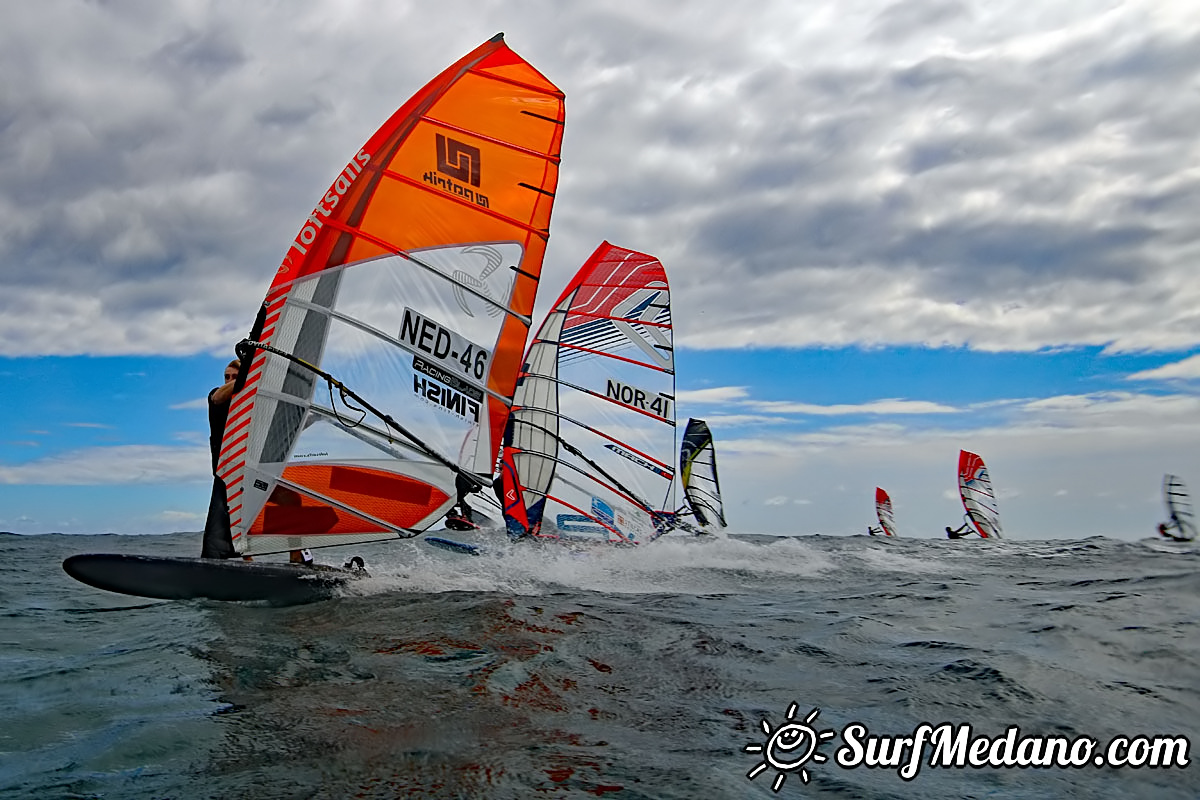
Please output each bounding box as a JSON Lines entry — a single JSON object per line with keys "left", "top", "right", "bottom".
{"left": 744, "top": 704, "right": 837, "bottom": 792}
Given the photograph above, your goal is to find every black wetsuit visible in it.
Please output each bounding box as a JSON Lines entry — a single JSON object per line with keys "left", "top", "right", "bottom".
{"left": 201, "top": 387, "right": 236, "bottom": 558}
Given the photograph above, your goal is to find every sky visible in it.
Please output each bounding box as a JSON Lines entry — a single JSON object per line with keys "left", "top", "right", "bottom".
{"left": 2, "top": 0, "right": 1199, "bottom": 540}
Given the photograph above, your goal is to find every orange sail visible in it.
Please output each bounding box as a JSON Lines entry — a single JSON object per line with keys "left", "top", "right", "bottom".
{"left": 217, "top": 35, "right": 564, "bottom": 555}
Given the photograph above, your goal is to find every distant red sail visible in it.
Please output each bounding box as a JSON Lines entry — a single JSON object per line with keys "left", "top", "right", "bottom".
{"left": 957, "top": 449, "right": 1002, "bottom": 539}
{"left": 875, "top": 487, "right": 896, "bottom": 536}
{"left": 502, "top": 241, "right": 677, "bottom": 545}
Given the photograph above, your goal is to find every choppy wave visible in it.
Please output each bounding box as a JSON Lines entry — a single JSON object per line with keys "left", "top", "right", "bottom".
{"left": 1, "top": 530, "right": 1196, "bottom": 799}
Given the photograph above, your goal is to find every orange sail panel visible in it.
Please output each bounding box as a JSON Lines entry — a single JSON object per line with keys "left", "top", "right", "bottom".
{"left": 218, "top": 35, "right": 564, "bottom": 555}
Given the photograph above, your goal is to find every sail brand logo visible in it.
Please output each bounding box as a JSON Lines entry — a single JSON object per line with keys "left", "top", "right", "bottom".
{"left": 436, "top": 134, "right": 480, "bottom": 186}
{"left": 744, "top": 704, "right": 1191, "bottom": 791}
{"left": 424, "top": 134, "right": 489, "bottom": 208}
{"left": 412, "top": 356, "right": 483, "bottom": 421}
{"left": 286, "top": 149, "right": 371, "bottom": 262}
{"left": 604, "top": 443, "right": 672, "bottom": 479}
{"left": 604, "top": 379, "right": 672, "bottom": 420}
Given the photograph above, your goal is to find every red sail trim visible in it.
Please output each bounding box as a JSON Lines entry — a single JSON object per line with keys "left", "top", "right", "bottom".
{"left": 558, "top": 311, "right": 670, "bottom": 329}
{"left": 216, "top": 441, "right": 248, "bottom": 475}
{"left": 216, "top": 450, "right": 246, "bottom": 479}
{"left": 221, "top": 415, "right": 252, "bottom": 443}
{"left": 539, "top": 244, "right": 666, "bottom": 322}
{"left": 223, "top": 404, "right": 252, "bottom": 431}
{"left": 555, "top": 341, "right": 673, "bottom": 373}
{"left": 217, "top": 461, "right": 245, "bottom": 486}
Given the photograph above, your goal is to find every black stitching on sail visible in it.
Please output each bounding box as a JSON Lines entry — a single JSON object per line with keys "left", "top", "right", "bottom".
{"left": 519, "top": 110, "right": 565, "bottom": 125}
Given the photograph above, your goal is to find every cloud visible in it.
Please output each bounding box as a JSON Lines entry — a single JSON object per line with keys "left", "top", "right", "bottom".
{"left": 712, "top": 388, "right": 1200, "bottom": 538}
{"left": 0, "top": 2, "right": 1196, "bottom": 357}
{"left": 158, "top": 510, "right": 204, "bottom": 522}
{"left": 1127, "top": 354, "right": 1200, "bottom": 381}
{"left": 675, "top": 386, "right": 750, "bottom": 403}
{"left": 745, "top": 398, "right": 959, "bottom": 415}
{"left": 0, "top": 445, "right": 209, "bottom": 485}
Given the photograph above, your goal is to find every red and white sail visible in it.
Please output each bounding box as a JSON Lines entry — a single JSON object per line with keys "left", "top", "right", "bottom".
{"left": 501, "top": 242, "right": 676, "bottom": 545}
{"left": 958, "top": 449, "right": 1002, "bottom": 539}
{"left": 875, "top": 487, "right": 897, "bottom": 537}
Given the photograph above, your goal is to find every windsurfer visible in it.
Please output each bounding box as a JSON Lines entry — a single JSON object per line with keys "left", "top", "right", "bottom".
{"left": 446, "top": 472, "right": 480, "bottom": 531}
{"left": 201, "top": 360, "right": 241, "bottom": 558}
{"left": 867, "top": 526, "right": 883, "bottom": 536}
{"left": 1157, "top": 521, "right": 1187, "bottom": 542}
{"left": 202, "top": 358, "right": 309, "bottom": 564}
{"left": 945, "top": 523, "right": 972, "bottom": 539}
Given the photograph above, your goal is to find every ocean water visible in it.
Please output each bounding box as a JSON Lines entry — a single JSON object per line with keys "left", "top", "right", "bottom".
{"left": 1, "top": 530, "right": 1196, "bottom": 799}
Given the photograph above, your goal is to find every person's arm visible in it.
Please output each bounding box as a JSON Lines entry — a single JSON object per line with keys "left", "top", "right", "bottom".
{"left": 210, "top": 379, "right": 237, "bottom": 405}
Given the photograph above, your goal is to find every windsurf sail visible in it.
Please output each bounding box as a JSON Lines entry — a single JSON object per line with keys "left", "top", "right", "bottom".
{"left": 216, "top": 34, "right": 565, "bottom": 556}
{"left": 874, "top": 487, "right": 897, "bottom": 537}
{"left": 957, "top": 449, "right": 1002, "bottom": 539}
{"left": 1160, "top": 474, "right": 1197, "bottom": 542}
{"left": 500, "top": 241, "right": 676, "bottom": 545}
{"left": 679, "top": 418, "right": 727, "bottom": 528}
